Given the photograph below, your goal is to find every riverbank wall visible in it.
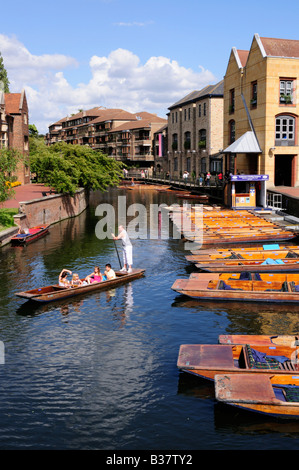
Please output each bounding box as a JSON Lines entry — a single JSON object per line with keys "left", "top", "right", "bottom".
{"left": 1, "top": 188, "right": 89, "bottom": 247}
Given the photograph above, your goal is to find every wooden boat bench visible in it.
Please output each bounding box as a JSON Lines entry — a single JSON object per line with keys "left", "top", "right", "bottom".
{"left": 243, "top": 344, "right": 298, "bottom": 371}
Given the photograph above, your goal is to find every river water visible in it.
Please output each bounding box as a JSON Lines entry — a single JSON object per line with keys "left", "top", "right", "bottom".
{"left": 1, "top": 187, "right": 299, "bottom": 450}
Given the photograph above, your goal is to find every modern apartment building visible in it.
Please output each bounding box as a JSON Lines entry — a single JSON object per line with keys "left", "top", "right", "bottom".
{"left": 0, "top": 89, "right": 30, "bottom": 184}
{"left": 167, "top": 81, "right": 223, "bottom": 178}
{"left": 223, "top": 33, "right": 299, "bottom": 188}
{"left": 46, "top": 108, "right": 166, "bottom": 167}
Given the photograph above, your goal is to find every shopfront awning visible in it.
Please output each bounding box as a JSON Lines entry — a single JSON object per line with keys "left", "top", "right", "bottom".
{"left": 224, "top": 131, "right": 261, "bottom": 154}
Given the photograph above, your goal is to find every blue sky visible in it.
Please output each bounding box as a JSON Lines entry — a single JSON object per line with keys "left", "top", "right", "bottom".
{"left": 1, "top": 0, "right": 299, "bottom": 133}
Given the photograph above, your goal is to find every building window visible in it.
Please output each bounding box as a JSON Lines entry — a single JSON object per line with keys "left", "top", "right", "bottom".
{"left": 186, "top": 157, "right": 191, "bottom": 172}
{"left": 198, "top": 104, "right": 201, "bottom": 117}
{"left": 172, "top": 133, "right": 178, "bottom": 150}
{"left": 184, "top": 109, "right": 187, "bottom": 121}
{"left": 229, "top": 120, "right": 235, "bottom": 144}
{"left": 188, "top": 108, "right": 191, "bottom": 120}
{"left": 275, "top": 115, "right": 295, "bottom": 146}
{"left": 175, "top": 112, "right": 178, "bottom": 123}
{"left": 251, "top": 81, "right": 257, "bottom": 108}
{"left": 229, "top": 89, "right": 235, "bottom": 113}
{"left": 203, "top": 103, "right": 207, "bottom": 116}
{"left": 201, "top": 157, "right": 206, "bottom": 173}
{"left": 172, "top": 113, "right": 174, "bottom": 124}
{"left": 174, "top": 157, "right": 178, "bottom": 171}
{"left": 184, "top": 131, "right": 191, "bottom": 150}
{"left": 280, "top": 79, "right": 294, "bottom": 104}
{"left": 198, "top": 129, "right": 206, "bottom": 149}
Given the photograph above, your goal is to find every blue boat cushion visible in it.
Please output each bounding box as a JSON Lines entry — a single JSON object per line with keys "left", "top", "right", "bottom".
{"left": 246, "top": 345, "right": 289, "bottom": 370}
{"left": 261, "top": 258, "right": 285, "bottom": 265}
{"left": 289, "top": 282, "right": 299, "bottom": 292}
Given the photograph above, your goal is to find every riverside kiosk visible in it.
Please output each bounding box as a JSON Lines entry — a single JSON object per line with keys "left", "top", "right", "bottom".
{"left": 230, "top": 174, "right": 269, "bottom": 209}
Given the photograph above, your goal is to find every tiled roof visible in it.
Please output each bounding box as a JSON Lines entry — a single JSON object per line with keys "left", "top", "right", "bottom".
{"left": 4, "top": 93, "right": 22, "bottom": 114}
{"left": 236, "top": 50, "right": 249, "bottom": 67}
{"left": 168, "top": 80, "right": 224, "bottom": 109}
{"left": 260, "top": 36, "right": 299, "bottom": 58}
{"left": 109, "top": 120, "right": 152, "bottom": 132}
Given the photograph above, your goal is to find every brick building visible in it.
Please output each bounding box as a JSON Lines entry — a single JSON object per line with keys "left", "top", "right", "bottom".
{"left": 167, "top": 81, "right": 223, "bottom": 178}
{"left": 46, "top": 108, "right": 167, "bottom": 168}
{"left": 0, "top": 89, "right": 30, "bottom": 184}
{"left": 223, "top": 33, "right": 299, "bottom": 188}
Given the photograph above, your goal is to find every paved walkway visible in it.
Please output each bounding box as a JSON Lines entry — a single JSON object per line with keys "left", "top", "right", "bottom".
{"left": 1, "top": 184, "right": 52, "bottom": 209}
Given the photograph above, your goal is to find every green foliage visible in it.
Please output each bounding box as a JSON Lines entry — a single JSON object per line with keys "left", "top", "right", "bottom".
{"left": 0, "top": 148, "right": 23, "bottom": 204}
{"left": 0, "top": 208, "right": 18, "bottom": 230}
{"left": 29, "top": 139, "right": 124, "bottom": 195}
{"left": 0, "top": 53, "right": 10, "bottom": 93}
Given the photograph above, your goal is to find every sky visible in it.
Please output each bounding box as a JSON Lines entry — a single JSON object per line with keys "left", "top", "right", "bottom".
{"left": 1, "top": 0, "right": 299, "bottom": 134}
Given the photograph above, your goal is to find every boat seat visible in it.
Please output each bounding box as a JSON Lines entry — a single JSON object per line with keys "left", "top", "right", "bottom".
{"left": 245, "top": 344, "right": 282, "bottom": 370}
{"left": 289, "top": 281, "right": 299, "bottom": 292}
{"left": 281, "top": 386, "right": 299, "bottom": 402}
{"left": 218, "top": 280, "right": 244, "bottom": 291}
{"left": 285, "top": 251, "right": 299, "bottom": 259}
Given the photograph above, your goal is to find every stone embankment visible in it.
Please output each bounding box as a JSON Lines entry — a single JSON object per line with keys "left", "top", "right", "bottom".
{"left": 1, "top": 185, "right": 89, "bottom": 247}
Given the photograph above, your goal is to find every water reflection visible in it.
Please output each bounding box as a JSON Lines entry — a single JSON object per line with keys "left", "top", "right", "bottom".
{"left": 172, "top": 296, "right": 299, "bottom": 336}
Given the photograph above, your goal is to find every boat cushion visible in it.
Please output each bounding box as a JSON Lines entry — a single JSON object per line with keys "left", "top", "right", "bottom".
{"left": 246, "top": 345, "right": 286, "bottom": 370}
{"left": 289, "top": 282, "right": 299, "bottom": 292}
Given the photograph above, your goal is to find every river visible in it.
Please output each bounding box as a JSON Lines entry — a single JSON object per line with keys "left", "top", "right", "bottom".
{"left": 1, "top": 187, "right": 299, "bottom": 450}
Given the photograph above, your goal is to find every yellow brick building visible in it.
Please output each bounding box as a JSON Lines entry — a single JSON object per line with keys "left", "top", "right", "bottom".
{"left": 223, "top": 34, "right": 299, "bottom": 193}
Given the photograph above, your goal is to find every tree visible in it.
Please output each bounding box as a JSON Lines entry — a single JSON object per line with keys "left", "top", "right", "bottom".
{"left": 29, "top": 139, "right": 124, "bottom": 195}
{"left": 0, "top": 148, "right": 23, "bottom": 204}
{"left": 0, "top": 53, "right": 10, "bottom": 93}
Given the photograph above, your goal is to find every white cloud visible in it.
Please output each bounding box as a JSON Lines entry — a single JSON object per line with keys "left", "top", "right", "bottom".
{"left": 0, "top": 34, "right": 217, "bottom": 134}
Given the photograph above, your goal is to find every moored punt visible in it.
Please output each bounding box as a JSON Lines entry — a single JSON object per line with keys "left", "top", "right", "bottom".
{"left": 169, "top": 207, "right": 298, "bottom": 245}
{"left": 187, "top": 247, "right": 299, "bottom": 263}
{"left": 11, "top": 225, "right": 49, "bottom": 246}
{"left": 195, "top": 257, "right": 299, "bottom": 272}
{"left": 15, "top": 268, "right": 145, "bottom": 303}
{"left": 215, "top": 374, "right": 299, "bottom": 418}
{"left": 171, "top": 272, "right": 299, "bottom": 303}
{"left": 190, "top": 244, "right": 299, "bottom": 257}
{"left": 219, "top": 334, "right": 299, "bottom": 348}
{"left": 177, "top": 343, "right": 299, "bottom": 381}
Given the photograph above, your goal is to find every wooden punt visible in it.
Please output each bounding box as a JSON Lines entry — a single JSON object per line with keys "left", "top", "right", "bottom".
{"left": 187, "top": 249, "right": 299, "bottom": 264}
{"left": 171, "top": 272, "right": 299, "bottom": 303}
{"left": 170, "top": 207, "right": 298, "bottom": 245}
{"left": 215, "top": 373, "right": 299, "bottom": 418}
{"left": 190, "top": 244, "right": 299, "bottom": 256}
{"left": 127, "top": 184, "right": 170, "bottom": 190}
{"left": 15, "top": 268, "right": 145, "bottom": 303}
{"left": 175, "top": 193, "right": 209, "bottom": 202}
{"left": 195, "top": 256, "right": 299, "bottom": 272}
{"left": 218, "top": 334, "right": 299, "bottom": 348}
{"left": 11, "top": 225, "right": 49, "bottom": 245}
{"left": 177, "top": 343, "right": 299, "bottom": 381}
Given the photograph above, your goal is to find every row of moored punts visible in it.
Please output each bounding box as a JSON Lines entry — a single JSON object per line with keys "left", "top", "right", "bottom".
{"left": 171, "top": 206, "right": 299, "bottom": 418}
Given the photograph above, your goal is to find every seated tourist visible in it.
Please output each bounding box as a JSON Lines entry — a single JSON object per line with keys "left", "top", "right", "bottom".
{"left": 104, "top": 263, "right": 116, "bottom": 280}
{"left": 59, "top": 269, "right": 72, "bottom": 287}
{"left": 85, "top": 266, "right": 103, "bottom": 284}
{"left": 71, "top": 273, "right": 83, "bottom": 287}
